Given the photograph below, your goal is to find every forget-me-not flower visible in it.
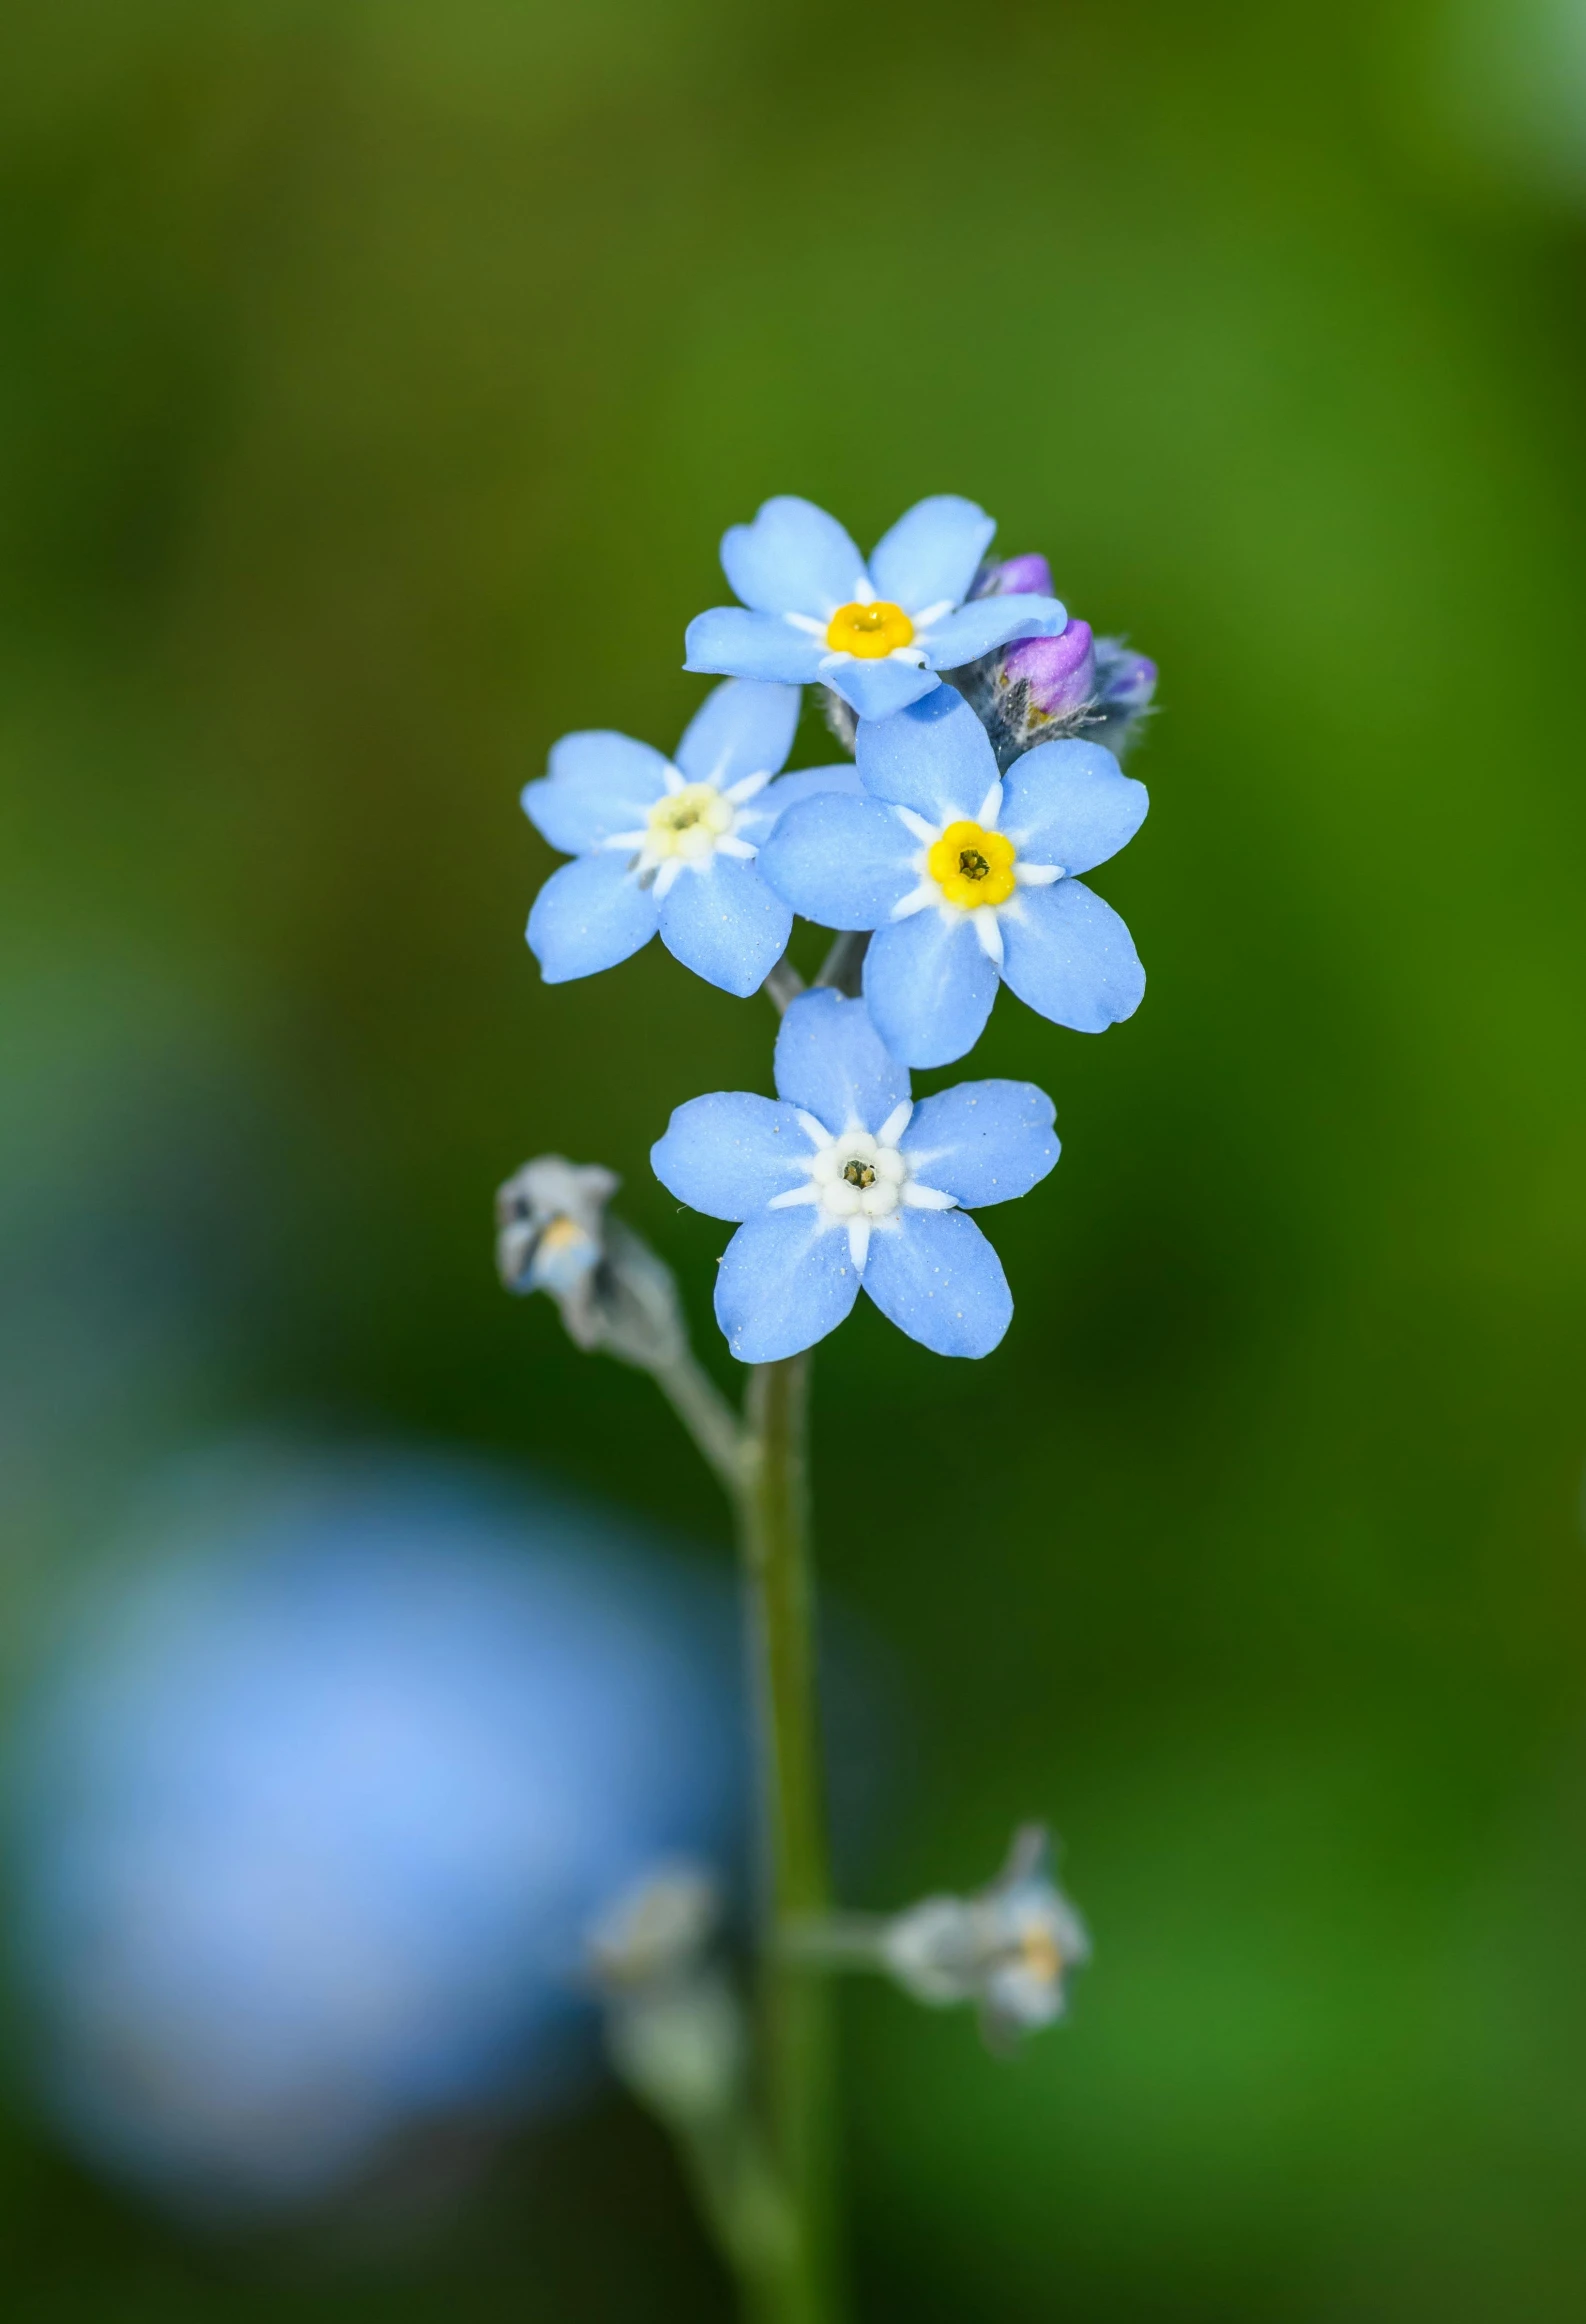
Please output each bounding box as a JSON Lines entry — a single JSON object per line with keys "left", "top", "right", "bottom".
{"left": 758, "top": 683, "right": 1147, "bottom": 1067}
{"left": 683, "top": 496, "right": 1069, "bottom": 724}
{"left": 522, "top": 678, "right": 859, "bottom": 998}
{"left": 651, "top": 988, "right": 1058, "bottom": 1363}
{"left": 879, "top": 1826, "right": 1090, "bottom": 2049}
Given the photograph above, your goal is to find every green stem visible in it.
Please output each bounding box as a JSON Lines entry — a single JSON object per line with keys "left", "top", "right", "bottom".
{"left": 738, "top": 1354, "right": 841, "bottom": 2324}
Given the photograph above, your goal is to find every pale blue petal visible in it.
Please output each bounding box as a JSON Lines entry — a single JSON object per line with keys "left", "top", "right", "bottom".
{"left": 827, "top": 656, "right": 941, "bottom": 721}
{"left": 999, "top": 879, "right": 1145, "bottom": 1032}
{"left": 651, "top": 1093, "right": 815, "bottom": 1222}
{"left": 522, "top": 732, "right": 669, "bottom": 853}
{"left": 674, "top": 679, "right": 800, "bottom": 787}
{"left": 719, "top": 498, "right": 865, "bottom": 619}
{"left": 854, "top": 683, "right": 999, "bottom": 822}
{"left": 658, "top": 855, "right": 793, "bottom": 998}
{"left": 900, "top": 1081, "right": 1059, "bottom": 1208}
{"left": 685, "top": 608, "right": 829, "bottom": 685}
{"left": 756, "top": 793, "right": 916, "bottom": 930}
{"left": 862, "top": 910, "right": 998, "bottom": 1068}
{"left": 867, "top": 496, "right": 997, "bottom": 615}
{"left": 734, "top": 762, "right": 864, "bottom": 848}
{"left": 527, "top": 853, "right": 658, "bottom": 982}
{"left": 862, "top": 1210, "right": 1012, "bottom": 1358}
{"left": 715, "top": 1209, "right": 861, "bottom": 1364}
{"left": 772, "top": 989, "right": 909, "bottom": 1135}
{"left": 999, "top": 738, "right": 1148, "bottom": 874}
{"left": 918, "top": 592, "right": 1067, "bottom": 671}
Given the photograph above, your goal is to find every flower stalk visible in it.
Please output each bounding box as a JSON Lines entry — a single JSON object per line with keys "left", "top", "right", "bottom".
{"left": 738, "top": 1354, "right": 840, "bottom": 2324}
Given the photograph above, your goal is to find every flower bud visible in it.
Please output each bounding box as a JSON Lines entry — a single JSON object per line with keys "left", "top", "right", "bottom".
{"left": 1087, "top": 636, "right": 1158, "bottom": 755}
{"left": 1000, "top": 617, "right": 1097, "bottom": 722}
{"left": 976, "top": 551, "right": 1055, "bottom": 599}
{"left": 496, "top": 1155, "right": 688, "bottom": 1371}
{"left": 589, "top": 1868, "right": 745, "bottom": 2126}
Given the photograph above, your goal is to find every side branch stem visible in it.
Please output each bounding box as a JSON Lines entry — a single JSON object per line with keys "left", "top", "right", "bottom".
{"left": 737, "top": 1354, "right": 841, "bottom": 2324}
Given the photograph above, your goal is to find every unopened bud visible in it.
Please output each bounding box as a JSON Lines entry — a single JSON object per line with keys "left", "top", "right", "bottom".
{"left": 496, "top": 1155, "right": 687, "bottom": 1371}
{"left": 1001, "top": 617, "right": 1097, "bottom": 721}
{"left": 589, "top": 1868, "right": 744, "bottom": 2126}
{"left": 976, "top": 551, "right": 1055, "bottom": 599}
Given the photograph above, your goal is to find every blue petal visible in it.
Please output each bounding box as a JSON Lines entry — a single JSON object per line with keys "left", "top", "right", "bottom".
{"left": 827, "top": 656, "right": 942, "bottom": 721}
{"left": 522, "top": 732, "right": 669, "bottom": 854}
{"left": 999, "top": 878, "right": 1145, "bottom": 1032}
{"left": 715, "top": 1208, "right": 861, "bottom": 1364}
{"left": 756, "top": 793, "right": 916, "bottom": 930}
{"left": 900, "top": 1081, "right": 1059, "bottom": 1208}
{"left": 651, "top": 1093, "right": 816, "bottom": 1221}
{"left": 527, "top": 853, "right": 658, "bottom": 982}
{"left": 862, "top": 1210, "right": 1012, "bottom": 1358}
{"left": 674, "top": 679, "right": 800, "bottom": 788}
{"left": 772, "top": 989, "right": 909, "bottom": 1135}
{"left": 658, "top": 855, "right": 793, "bottom": 998}
{"left": 685, "top": 607, "right": 829, "bottom": 685}
{"left": 862, "top": 909, "right": 998, "bottom": 1068}
{"left": 867, "top": 496, "right": 997, "bottom": 615}
{"left": 999, "top": 738, "right": 1148, "bottom": 874}
{"left": 719, "top": 497, "right": 865, "bottom": 619}
{"left": 917, "top": 592, "right": 1067, "bottom": 671}
{"left": 734, "top": 762, "right": 864, "bottom": 848}
{"left": 854, "top": 683, "right": 999, "bottom": 823}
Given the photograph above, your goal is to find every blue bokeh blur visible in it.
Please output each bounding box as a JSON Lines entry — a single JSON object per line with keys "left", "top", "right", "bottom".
{"left": 6, "top": 1448, "right": 741, "bottom": 2213}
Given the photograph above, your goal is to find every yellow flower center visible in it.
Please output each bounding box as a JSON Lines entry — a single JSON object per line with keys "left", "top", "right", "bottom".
{"left": 825, "top": 600, "right": 915, "bottom": 659}
{"left": 927, "top": 819, "right": 1017, "bottom": 909}
{"left": 646, "top": 781, "right": 733, "bottom": 862}
{"left": 841, "top": 1158, "right": 877, "bottom": 1189}
{"left": 1018, "top": 1927, "right": 1062, "bottom": 1983}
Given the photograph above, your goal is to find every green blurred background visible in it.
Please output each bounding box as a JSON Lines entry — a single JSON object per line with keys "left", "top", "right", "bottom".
{"left": 4, "top": 0, "right": 1586, "bottom": 2314}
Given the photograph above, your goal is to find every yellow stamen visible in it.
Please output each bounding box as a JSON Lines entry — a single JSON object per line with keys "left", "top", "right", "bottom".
{"left": 1019, "top": 1927, "right": 1062, "bottom": 1983}
{"left": 825, "top": 600, "right": 915, "bottom": 659}
{"left": 927, "top": 819, "right": 1017, "bottom": 909}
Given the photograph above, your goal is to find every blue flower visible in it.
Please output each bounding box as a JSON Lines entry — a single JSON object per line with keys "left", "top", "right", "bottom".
{"left": 683, "top": 495, "right": 1069, "bottom": 724}
{"left": 650, "top": 989, "right": 1058, "bottom": 1364}
{"left": 758, "top": 683, "right": 1147, "bottom": 1067}
{"left": 8, "top": 1451, "right": 741, "bottom": 2210}
{"left": 522, "top": 678, "right": 860, "bottom": 998}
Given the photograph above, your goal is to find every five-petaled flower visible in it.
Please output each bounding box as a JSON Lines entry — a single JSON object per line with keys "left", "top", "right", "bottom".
{"left": 522, "top": 679, "right": 860, "bottom": 998}
{"left": 683, "top": 496, "right": 1069, "bottom": 724}
{"left": 880, "top": 1826, "right": 1090, "bottom": 2048}
{"left": 650, "top": 988, "right": 1058, "bottom": 1363}
{"left": 759, "top": 682, "right": 1147, "bottom": 1067}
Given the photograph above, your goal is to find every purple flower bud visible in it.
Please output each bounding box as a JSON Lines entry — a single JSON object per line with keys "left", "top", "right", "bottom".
{"left": 1099, "top": 647, "right": 1157, "bottom": 712}
{"left": 977, "top": 551, "right": 1055, "bottom": 599}
{"left": 1001, "top": 618, "right": 1096, "bottom": 719}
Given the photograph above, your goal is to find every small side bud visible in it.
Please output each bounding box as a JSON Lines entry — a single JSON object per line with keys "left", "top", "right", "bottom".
{"left": 495, "top": 1155, "right": 687, "bottom": 1372}
{"left": 975, "top": 551, "right": 1055, "bottom": 599}
{"left": 589, "top": 1868, "right": 744, "bottom": 2125}
{"left": 879, "top": 1826, "right": 1089, "bottom": 2049}
{"left": 1087, "top": 636, "right": 1158, "bottom": 755}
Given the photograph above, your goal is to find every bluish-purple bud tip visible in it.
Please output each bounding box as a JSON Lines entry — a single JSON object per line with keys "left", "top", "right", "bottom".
{"left": 1002, "top": 618, "right": 1096, "bottom": 718}
{"left": 1100, "top": 649, "right": 1157, "bottom": 712}
{"left": 978, "top": 551, "right": 1055, "bottom": 599}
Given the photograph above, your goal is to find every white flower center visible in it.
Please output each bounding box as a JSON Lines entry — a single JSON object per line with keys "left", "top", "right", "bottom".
{"left": 767, "top": 1100, "right": 959, "bottom": 1271}
{"left": 808, "top": 1128, "right": 906, "bottom": 1219}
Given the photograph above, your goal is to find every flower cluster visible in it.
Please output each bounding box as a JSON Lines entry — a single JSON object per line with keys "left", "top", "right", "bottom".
{"left": 520, "top": 493, "right": 1155, "bottom": 1363}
